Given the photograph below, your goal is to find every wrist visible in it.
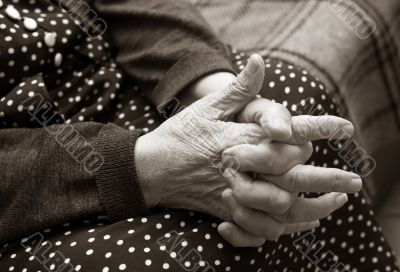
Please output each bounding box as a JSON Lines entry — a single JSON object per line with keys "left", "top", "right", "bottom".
{"left": 134, "top": 134, "right": 160, "bottom": 209}
{"left": 178, "top": 72, "right": 236, "bottom": 106}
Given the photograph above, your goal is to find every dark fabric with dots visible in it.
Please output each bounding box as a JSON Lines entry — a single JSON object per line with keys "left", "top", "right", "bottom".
{"left": 0, "top": 0, "right": 236, "bottom": 245}
{"left": 0, "top": 0, "right": 398, "bottom": 271}
{"left": 1, "top": 51, "right": 399, "bottom": 271}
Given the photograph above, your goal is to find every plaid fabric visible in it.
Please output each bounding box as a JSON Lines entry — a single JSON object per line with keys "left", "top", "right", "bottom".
{"left": 188, "top": 0, "right": 400, "bottom": 207}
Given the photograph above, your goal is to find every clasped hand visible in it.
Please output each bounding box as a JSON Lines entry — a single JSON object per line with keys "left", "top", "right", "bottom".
{"left": 135, "top": 55, "right": 362, "bottom": 247}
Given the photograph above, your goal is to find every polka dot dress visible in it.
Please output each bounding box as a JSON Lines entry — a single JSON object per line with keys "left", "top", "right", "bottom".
{"left": 0, "top": 0, "right": 161, "bottom": 131}
{"left": 0, "top": 1, "right": 398, "bottom": 271}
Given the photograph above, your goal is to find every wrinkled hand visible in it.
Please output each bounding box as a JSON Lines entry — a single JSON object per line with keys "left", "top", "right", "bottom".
{"left": 218, "top": 125, "right": 362, "bottom": 247}
{"left": 135, "top": 55, "right": 362, "bottom": 248}
{"left": 135, "top": 55, "right": 268, "bottom": 218}
{"left": 215, "top": 58, "right": 362, "bottom": 247}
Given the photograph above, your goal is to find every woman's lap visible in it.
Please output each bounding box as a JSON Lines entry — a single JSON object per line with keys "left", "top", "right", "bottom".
{"left": 1, "top": 53, "right": 398, "bottom": 272}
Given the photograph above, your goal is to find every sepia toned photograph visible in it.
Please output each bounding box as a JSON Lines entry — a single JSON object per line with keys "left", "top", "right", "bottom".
{"left": 0, "top": 0, "right": 399, "bottom": 271}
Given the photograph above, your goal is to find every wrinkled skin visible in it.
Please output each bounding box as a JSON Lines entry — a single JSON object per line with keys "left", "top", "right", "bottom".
{"left": 135, "top": 55, "right": 362, "bottom": 247}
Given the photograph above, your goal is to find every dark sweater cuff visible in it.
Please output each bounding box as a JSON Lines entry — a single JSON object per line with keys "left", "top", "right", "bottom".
{"left": 150, "top": 49, "right": 235, "bottom": 111}
{"left": 95, "top": 124, "right": 147, "bottom": 221}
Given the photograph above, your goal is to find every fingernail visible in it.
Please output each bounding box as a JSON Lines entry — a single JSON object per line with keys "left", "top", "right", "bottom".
{"left": 349, "top": 177, "right": 363, "bottom": 192}
{"left": 221, "top": 189, "right": 233, "bottom": 200}
{"left": 268, "top": 119, "right": 286, "bottom": 131}
{"left": 221, "top": 226, "right": 231, "bottom": 236}
{"left": 264, "top": 118, "right": 289, "bottom": 134}
{"left": 223, "top": 167, "right": 235, "bottom": 179}
{"left": 335, "top": 193, "right": 348, "bottom": 207}
{"left": 246, "top": 55, "right": 261, "bottom": 74}
{"left": 343, "top": 124, "right": 355, "bottom": 137}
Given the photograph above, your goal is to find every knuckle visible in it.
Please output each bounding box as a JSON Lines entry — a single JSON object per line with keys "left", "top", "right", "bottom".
{"left": 233, "top": 147, "right": 247, "bottom": 161}
{"left": 220, "top": 158, "right": 241, "bottom": 178}
{"left": 234, "top": 182, "right": 252, "bottom": 202}
{"left": 283, "top": 206, "right": 295, "bottom": 223}
{"left": 270, "top": 189, "right": 292, "bottom": 214}
{"left": 229, "top": 80, "right": 243, "bottom": 92}
{"left": 222, "top": 148, "right": 236, "bottom": 162}
{"left": 216, "top": 121, "right": 231, "bottom": 137}
{"left": 294, "top": 118, "right": 312, "bottom": 141}
{"left": 221, "top": 152, "right": 239, "bottom": 166}
{"left": 243, "top": 126, "right": 264, "bottom": 144}
{"left": 264, "top": 155, "right": 276, "bottom": 174}
{"left": 232, "top": 209, "right": 246, "bottom": 225}
{"left": 293, "top": 168, "right": 312, "bottom": 193}
{"left": 227, "top": 148, "right": 250, "bottom": 171}
{"left": 219, "top": 208, "right": 232, "bottom": 222}
{"left": 262, "top": 190, "right": 278, "bottom": 211}
{"left": 270, "top": 159, "right": 288, "bottom": 175}
{"left": 265, "top": 151, "right": 285, "bottom": 175}
{"left": 273, "top": 102, "right": 291, "bottom": 117}
{"left": 227, "top": 80, "right": 248, "bottom": 98}
{"left": 331, "top": 171, "right": 343, "bottom": 191}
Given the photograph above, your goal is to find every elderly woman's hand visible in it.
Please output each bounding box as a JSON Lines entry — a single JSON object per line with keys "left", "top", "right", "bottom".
{"left": 135, "top": 55, "right": 268, "bottom": 217}
{"left": 218, "top": 119, "right": 362, "bottom": 247}
{"left": 215, "top": 65, "right": 362, "bottom": 247}
{"left": 210, "top": 58, "right": 362, "bottom": 247}
{"left": 135, "top": 55, "right": 362, "bottom": 248}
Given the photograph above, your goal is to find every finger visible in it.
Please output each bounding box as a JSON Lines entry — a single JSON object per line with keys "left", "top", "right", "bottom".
{"left": 238, "top": 98, "right": 292, "bottom": 141}
{"left": 225, "top": 171, "right": 297, "bottom": 214}
{"left": 261, "top": 165, "right": 363, "bottom": 193}
{"left": 218, "top": 220, "right": 320, "bottom": 247}
{"left": 179, "top": 119, "right": 266, "bottom": 159}
{"left": 288, "top": 115, "right": 354, "bottom": 144}
{"left": 218, "top": 222, "right": 266, "bottom": 248}
{"left": 271, "top": 192, "right": 349, "bottom": 223}
{"left": 284, "top": 220, "right": 320, "bottom": 235}
{"left": 195, "top": 54, "right": 265, "bottom": 120}
{"left": 222, "top": 141, "right": 313, "bottom": 175}
{"left": 219, "top": 122, "right": 265, "bottom": 148}
{"left": 222, "top": 189, "right": 285, "bottom": 240}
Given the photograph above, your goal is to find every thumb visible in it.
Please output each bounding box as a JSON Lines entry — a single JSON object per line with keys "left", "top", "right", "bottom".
{"left": 195, "top": 54, "right": 265, "bottom": 120}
